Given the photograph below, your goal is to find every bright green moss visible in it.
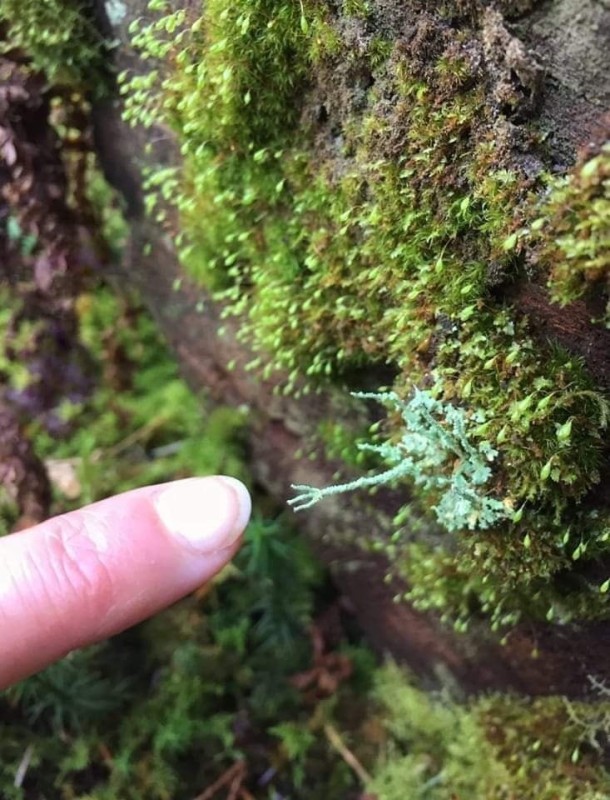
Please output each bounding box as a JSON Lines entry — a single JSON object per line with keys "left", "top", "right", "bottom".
{"left": 0, "top": 0, "right": 105, "bottom": 86}
{"left": 398, "top": 520, "right": 610, "bottom": 632}
{"left": 530, "top": 142, "right": 610, "bottom": 325}
{"left": 343, "top": 0, "right": 371, "bottom": 19}
{"left": 122, "top": 0, "right": 327, "bottom": 294}
{"left": 123, "top": 1, "right": 610, "bottom": 627}
{"left": 368, "top": 662, "right": 610, "bottom": 800}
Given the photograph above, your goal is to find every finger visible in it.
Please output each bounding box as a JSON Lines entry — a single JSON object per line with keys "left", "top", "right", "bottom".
{"left": 0, "top": 476, "right": 251, "bottom": 688}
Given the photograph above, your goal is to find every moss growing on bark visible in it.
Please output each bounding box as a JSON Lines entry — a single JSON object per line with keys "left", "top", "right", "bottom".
{"left": 369, "top": 662, "right": 610, "bottom": 800}
{"left": 531, "top": 140, "right": 610, "bottom": 326}
{"left": 122, "top": 0, "right": 610, "bottom": 628}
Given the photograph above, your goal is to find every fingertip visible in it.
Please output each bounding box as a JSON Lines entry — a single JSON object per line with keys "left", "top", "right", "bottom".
{"left": 154, "top": 476, "right": 251, "bottom": 553}
{"left": 217, "top": 476, "right": 252, "bottom": 534}
{"left": 0, "top": 476, "right": 253, "bottom": 687}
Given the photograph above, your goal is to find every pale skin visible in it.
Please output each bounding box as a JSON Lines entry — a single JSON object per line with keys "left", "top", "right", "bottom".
{"left": 0, "top": 476, "right": 251, "bottom": 689}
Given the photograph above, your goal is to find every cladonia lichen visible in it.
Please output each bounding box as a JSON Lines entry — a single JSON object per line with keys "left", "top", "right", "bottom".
{"left": 289, "top": 389, "right": 508, "bottom": 533}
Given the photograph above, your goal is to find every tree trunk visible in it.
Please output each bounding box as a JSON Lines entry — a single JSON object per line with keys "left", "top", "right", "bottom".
{"left": 91, "top": 0, "right": 610, "bottom": 699}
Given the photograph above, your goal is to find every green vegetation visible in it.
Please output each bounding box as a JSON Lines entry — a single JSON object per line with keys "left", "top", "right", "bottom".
{"left": 0, "top": 0, "right": 105, "bottom": 85}
{"left": 290, "top": 389, "right": 508, "bottom": 533}
{"left": 0, "top": 519, "right": 368, "bottom": 799}
{"left": 3, "top": 3, "right": 610, "bottom": 797}
{"left": 533, "top": 142, "right": 610, "bottom": 325}
{"left": 37, "top": 288, "right": 249, "bottom": 504}
{"left": 369, "top": 662, "right": 610, "bottom": 800}
{"left": 122, "top": 0, "right": 610, "bottom": 629}
{"left": 0, "top": 286, "right": 375, "bottom": 798}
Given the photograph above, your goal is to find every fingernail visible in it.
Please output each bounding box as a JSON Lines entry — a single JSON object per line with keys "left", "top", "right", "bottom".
{"left": 155, "top": 477, "right": 251, "bottom": 553}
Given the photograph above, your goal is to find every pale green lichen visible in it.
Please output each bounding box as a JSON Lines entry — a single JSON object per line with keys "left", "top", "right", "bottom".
{"left": 290, "top": 390, "right": 508, "bottom": 533}
{"left": 105, "top": 0, "right": 128, "bottom": 27}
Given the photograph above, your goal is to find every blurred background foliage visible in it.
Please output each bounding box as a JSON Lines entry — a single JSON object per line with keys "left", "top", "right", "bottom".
{"left": 0, "top": 277, "right": 379, "bottom": 799}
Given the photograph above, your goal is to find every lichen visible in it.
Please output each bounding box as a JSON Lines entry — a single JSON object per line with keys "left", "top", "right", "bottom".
{"left": 290, "top": 389, "right": 509, "bottom": 533}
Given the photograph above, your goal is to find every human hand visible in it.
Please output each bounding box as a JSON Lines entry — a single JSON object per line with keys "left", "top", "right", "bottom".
{"left": 0, "top": 476, "right": 251, "bottom": 689}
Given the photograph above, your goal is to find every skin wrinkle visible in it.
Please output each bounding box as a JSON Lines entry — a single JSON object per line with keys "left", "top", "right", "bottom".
{"left": 40, "top": 515, "right": 117, "bottom": 645}
{"left": 0, "top": 545, "right": 48, "bottom": 627}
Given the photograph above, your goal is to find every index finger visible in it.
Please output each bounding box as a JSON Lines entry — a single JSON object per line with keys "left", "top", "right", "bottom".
{"left": 0, "top": 476, "right": 251, "bottom": 688}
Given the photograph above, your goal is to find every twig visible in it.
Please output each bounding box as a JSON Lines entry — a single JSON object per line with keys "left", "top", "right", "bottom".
{"left": 228, "top": 763, "right": 245, "bottom": 800}
{"left": 100, "top": 415, "right": 170, "bottom": 460}
{"left": 324, "top": 723, "right": 372, "bottom": 785}
{"left": 14, "top": 744, "right": 34, "bottom": 788}
{"left": 192, "top": 761, "right": 246, "bottom": 800}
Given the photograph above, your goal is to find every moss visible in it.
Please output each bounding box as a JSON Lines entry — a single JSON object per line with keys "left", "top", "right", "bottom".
{"left": 368, "top": 662, "right": 610, "bottom": 800}
{"left": 343, "top": 0, "right": 372, "bottom": 19}
{"left": 1, "top": 516, "right": 366, "bottom": 798}
{"left": 0, "top": 0, "right": 105, "bottom": 86}
{"left": 123, "top": 1, "right": 610, "bottom": 627}
{"left": 31, "top": 286, "right": 250, "bottom": 505}
{"left": 531, "top": 141, "right": 610, "bottom": 325}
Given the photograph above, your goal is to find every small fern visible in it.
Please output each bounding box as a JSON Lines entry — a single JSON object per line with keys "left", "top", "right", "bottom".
{"left": 6, "top": 646, "right": 133, "bottom": 731}
{"left": 290, "top": 389, "right": 508, "bottom": 532}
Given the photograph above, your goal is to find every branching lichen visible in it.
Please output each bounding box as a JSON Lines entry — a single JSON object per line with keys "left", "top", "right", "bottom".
{"left": 290, "top": 390, "right": 508, "bottom": 533}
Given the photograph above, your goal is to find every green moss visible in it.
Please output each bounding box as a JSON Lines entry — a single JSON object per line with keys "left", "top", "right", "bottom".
{"left": 368, "top": 662, "right": 610, "bottom": 800}
{"left": 343, "top": 0, "right": 371, "bottom": 19}
{"left": 0, "top": 0, "right": 105, "bottom": 86}
{"left": 317, "top": 419, "right": 374, "bottom": 471}
{"left": 532, "top": 142, "right": 610, "bottom": 325}
{"left": 31, "top": 286, "right": 250, "bottom": 505}
{"left": 123, "top": 1, "right": 610, "bottom": 627}
{"left": 1, "top": 516, "right": 367, "bottom": 798}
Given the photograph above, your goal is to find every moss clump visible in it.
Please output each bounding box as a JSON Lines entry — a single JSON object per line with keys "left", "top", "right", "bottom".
{"left": 121, "top": 0, "right": 331, "bottom": 290}
{"left": 368, "top": 662, "right": 610, "bottom": 800}
{"left": 123, "top": 1, "right": 610, "bottom": 627}
{"left": 530, "top": 141, "right": 610, "bottom": 325}
{"left": 0, "top": 0, "right": 105, "bottom": 86}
